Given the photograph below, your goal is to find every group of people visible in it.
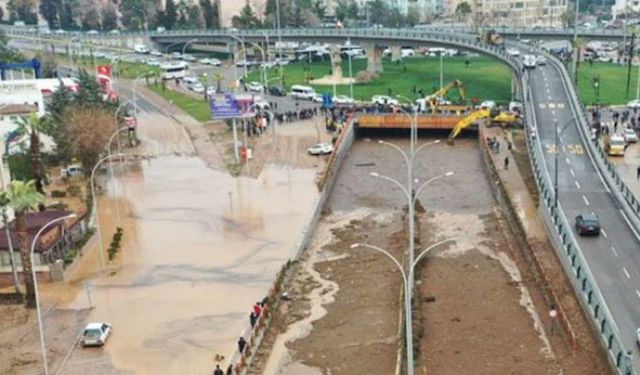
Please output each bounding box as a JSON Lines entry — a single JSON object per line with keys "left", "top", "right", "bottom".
{"left": 487, "top": 136, "right": 512, "bottom": 170}
{"left": 271, "top": 107, "right": 318, "bottom": 123}
{"left": 591, "top": 106, "right": 640, "bottom": 138}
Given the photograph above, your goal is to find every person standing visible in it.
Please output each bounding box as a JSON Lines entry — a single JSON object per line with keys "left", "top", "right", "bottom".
{"left": 637, "top": 165, "right": 640, "bottom": 180}
{"left": 504, "top": 156, "right": 509, "bottom": 170}
{"left": 214, "top": 365, "right": 224, "bottom": 375}
{"left": 237, "top": 337, "right": 247, "bottom": 354}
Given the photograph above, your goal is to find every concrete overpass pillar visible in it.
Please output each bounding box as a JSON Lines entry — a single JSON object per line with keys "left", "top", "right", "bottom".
{"left": 364, "top": 44, "right": 384, "bottom": 74}
{"left": 391, "top": 45, "right": 402, "bottom": 63}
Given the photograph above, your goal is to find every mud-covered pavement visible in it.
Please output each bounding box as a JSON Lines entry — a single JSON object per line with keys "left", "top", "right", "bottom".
{"left": 0, "top": 106, "right": 327, "bottom": 374}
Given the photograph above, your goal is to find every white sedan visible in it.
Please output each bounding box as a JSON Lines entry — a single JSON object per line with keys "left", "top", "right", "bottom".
{"left": 372, "top": 95, "right": 399, "bottom": 106}
{"left": 82, "top": 322, "right": 112, "bottom": 347}
{"left": 190, "top": 83, "right": 205, "bottom": 94}
{"left": 308, "top": 143, "right": 334, "bottom": 155}
{"left": 628, "top": 100, "right": 640, "bottom": 109}
{"left": 247, "top": 81, "right": 264, "bottom": 92}
{"left": 200, "top": 58, "right": 222, "bottom": 66}
{"left": 333, "top": 95, "right": 355, "bottom": 105}
{"left": 624, "top": 128, "right": 638, "bottom": 143}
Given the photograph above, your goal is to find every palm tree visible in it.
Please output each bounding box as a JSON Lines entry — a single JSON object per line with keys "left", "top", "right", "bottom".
{"left": 4, "top": 180, "right": 45, "bottom": 308}
{"left": 16, "top": 113, "right": 51, "bottom": 196}
{"left": 214, "top": 71, "right": 224, "bottom": 93}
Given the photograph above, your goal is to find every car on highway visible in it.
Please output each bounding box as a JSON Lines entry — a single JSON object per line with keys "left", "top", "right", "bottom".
{"left": 86, "top": 29, "right": 99, "bottom": 35}
{"left": 628, "top": 99, "right": 640, "bottom": 109}
{"left": 145, "top": 58, "right": 161, "bottom": 67}
{"left": 536, "top": 55, "right": 547, "bottom": 65}
{"left": 134, "top": 44, "right": 150, "bottom": 54}
{"left": 307, "top": 143, "right": 334, "bottom": 155}
{"left": 150, "top": 50, "right": 163, "bottom": 57}
{"left": 333, "top": 95, "right": 355, "bottom": 105}
{"left": 190, "top": 83, "right": 205, "bottom": 93}
{"left": 171, "top": 52, "right": 183, "bottom": 60}
{"left": 109, "top": 30, "right": 121, "bottom": 35}
{"left": 268, "top": 85, "right": 286, "bottom": 96}
{"left": 184, "top": 76, "right": 199, "bottom": 85}
{"left": 290, "top": 85, "right": 317, "bottom": 100}
{"left": 236, "top": 60, "right": 251, "bottom": 67}
{"left": 199, "top": 58, "right": 222, "bottom": 66}
{"left": 81, "top": 322, "right": 112, "bottom": 347}
{"left": 372, "top": 95, "right": 399, "bottom": 106}
{"left": 206, "top": 86, "right": 217, "bottom": 96}
{"left": 574, "top": 213, "right": 601, "bottom": 236}
{"left": 523, "top": 54, "right": 537, "bottom": 69}
{"left": 183, "top": 54, "right": 197, "bottom": 62}
{"left": 312, "top": 93, "right": 324, "bottom": 103}
{"left": 624, "top": 128, "right": 638, "bottom": 143}
{"left": 247, "top": 81, "right": 264, "bottom": 93}
{"left": 506, "top": 48, "right": 520, "bottom": 57}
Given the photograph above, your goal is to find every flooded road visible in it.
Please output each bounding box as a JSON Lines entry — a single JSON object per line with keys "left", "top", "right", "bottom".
{"left": 39, "top": 111, "right": 322, "bottom": 374}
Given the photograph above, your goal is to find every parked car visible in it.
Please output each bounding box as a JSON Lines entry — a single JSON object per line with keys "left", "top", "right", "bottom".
{"left": 190, "top": 83, "right": 205, "bottom": 93}
{"left": 333, "top": 95, "right": 355, "bottom": 104}
{"left": 150, "top": 49, "right": 163, "bottom": 57}
{"left": 312, "top": 93, "right": 324, "bottom": 103}
{"left": 268, "top": 85, "right": 286, "bottom": 96}
{"left": 628, "top": 99, "right": 640, "bottom": 109}
{"left": 199, "top": 58, "right": 222, "bottom": 66}
{"left": 624, "top": 128, "right": 638, "bottom": 143}
{"left": 182, "top": 54, "right": 196, "bottom": 62}
{"left": 81, "top": 322, "right": 112, "bottom": 347}
{"left": 145, "top": 58, "right": 161, "bottom": 67}
{"left": 536, "top": 56, "right": 547, "bottom": 65}
{"left": 61, "top": 165, "right": 83, "bottom": 178}
{"left": 247, "top": 81, "right": 264, "bottom": 92}
{"left": 184, "top": 76, "right": 199, "bottom": 85}
{"left": 372, "top": 95, "right": 399, "bottom": 106}
{"left": 575, "top": 213, "right": 601, "bottom": 236}
{"left": 307, "top": 143, "right": 334, "bottom": 155}
{"left": 206, "top": 86, "right": 217, "bottom": 97}
{"left": 506, "top": 48, "right": 520, "bottom": 57}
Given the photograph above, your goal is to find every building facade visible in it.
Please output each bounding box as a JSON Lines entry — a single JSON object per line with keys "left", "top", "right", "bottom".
{"left": 472, "top": 0, "right": 567, "bottom": 27}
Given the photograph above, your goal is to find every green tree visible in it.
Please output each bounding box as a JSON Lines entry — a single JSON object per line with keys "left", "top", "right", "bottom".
{"left": 312, "top": 0, "right": 325, "bottom": 19}
{"left": 0, "top": 31, "right": 25, "bottom": 62}
{"left": 15, "top": 113, "right": 52, "bottom": 195}
{"left": 200, "top": 0, "right": 219, "bottom": 29}
{"left": 368, "top": 0, "right": 388, "bottom": 26}
{"left": 7, "top": 0, "right": 38, "bottom": 24}
{"left": 1, "top": 180, "right": 45, "bottom": 309}
{"left": 455, "top": 1, "right": 471, "bottom": 18}
{"left": 101, "top": 3, "right": 118, "bottom": 31}
{"left": 34, "top": 53, "right": 58, "bottom": 78}
{"left": 81, "top": 8, "right": 101, "bottom": 30}
{"left": 39, "top": 0, "right": 61, "bottom": 29}
{"left": 48, "top": 84, "right": 74, "bottom": 164}
{"left": 120, "top": 0, "right": 155, "bottom": 30}
{"left": 60, "top": 0, "right": 79, "bottom": 29}
{"left": 232, "top": 4, "right": 261, "bottom": 29}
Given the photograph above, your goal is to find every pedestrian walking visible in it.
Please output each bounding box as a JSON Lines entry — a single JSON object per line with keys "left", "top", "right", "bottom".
{"left": 237, "top": 337, "right": 247, "bottom": 354}
{"left": 214, "top": 365, "right": 224, "bottom": 375}
{"left": 504, "top": 156, "right": 509, "bottom": 170}
{"left": 250, "top": 312, "right": 257, "bottom": 328}
{"left": 495, "top": 140, "right": 500, "bottom": 153}
{"left": 227, "top": 365, "right": 234, "bottom": 375}
{"left": 253, "top": 303, "right": 262, "bottom": 317}
{"left": 507, "top": 141, "right": 512, "bottom": 151}
{"left": 637, "top": 165, "right": 640, "bottom": 180}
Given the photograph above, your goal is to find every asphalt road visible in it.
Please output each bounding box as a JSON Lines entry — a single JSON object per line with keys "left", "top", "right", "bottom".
{"left": 528, "top": 50, "right": 640, "bottom": 367}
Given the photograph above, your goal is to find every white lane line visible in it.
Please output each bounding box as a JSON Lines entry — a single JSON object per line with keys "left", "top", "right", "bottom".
{"left": 582, "top": 195, "right": 590, "bottom": 206}
{"left": 548, "top": 95, "right": 552, "bottom": 100}
{"left": 574, "top": 180, "right": 581, "bottom": 189}
{"left": 624, "top": 267, "right": 631, "bottom": 279}
{"left": 546, "top": 88, "right": 551, "bottom": 94}
{"left": 565, "top": 157, "right": 571, "bottom": 164}
{"left": 611, "top": 246, "right": 618, "bottom": 257}
{"left": 569, "top": 168, "right": 575, "bottom": 177}
{"left": 601, "top": 228, "right": 608, "bottom": 238}
{"left": 636, "top": 290, "right": 640, "bottom": 299}
{"left": 551, "top": 109, "right": 557, "bottom": 116}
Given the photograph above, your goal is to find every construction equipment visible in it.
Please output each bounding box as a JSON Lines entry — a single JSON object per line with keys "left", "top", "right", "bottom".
{"left": 447, "top": 108, "right": 520, "bottom": 143}
{"left": 477, "top": 29, "right": 504, "bottom": 48}
{"left": 417, "top": 79, "right": 466, "bottom": 112}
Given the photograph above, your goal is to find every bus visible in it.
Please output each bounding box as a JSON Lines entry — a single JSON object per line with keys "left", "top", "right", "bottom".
{"left": 160, "top": 62, "right": 189, "bottom": 80}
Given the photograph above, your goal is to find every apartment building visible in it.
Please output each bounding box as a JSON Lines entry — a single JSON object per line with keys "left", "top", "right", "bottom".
{"left": 471, "top": 0, "right": 567, "bottom": 27}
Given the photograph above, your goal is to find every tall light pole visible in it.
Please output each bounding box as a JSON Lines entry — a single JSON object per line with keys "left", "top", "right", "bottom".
{"left": 32, "top": 213, "right": 77, "bottom": 375}
{"left": 439, "top": 51, "right": 444, "bottom": 89}
{"left": 275, "top": 0, "right": 283, "bottom": 79}
{"left": 106, "top": 127, "right": 129, "bottom": 227}
{"left": 90, "top": 153, "right": 125, "bottom": 273}
{"left": 350, "top": 239, "right": 456, "bottom": 375}
{"left": 572, "top": 0, "right": 580, "bottom": 81}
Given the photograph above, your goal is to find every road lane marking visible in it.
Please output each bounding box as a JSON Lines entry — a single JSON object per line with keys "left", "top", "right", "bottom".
{"left": 582, "top": 195, "right": 590, "bottom": 206}
{"left": 548, "top": 95, "right": 553, "bottom": 100}
{"left": 546, "top": 88, "right": 551, "bottom": 94}
{"left": 624, "top": 267, "right": 631, "bottom": 279}
{"left": 574, "top": 180, "right": 581, "bottom": 189}
{"left": 601, "top": 228, "right": 607, "bottom": 238}
{"left": 637, "top": 290, "right": 640, "bottom": 299}
{"left": 569, "top": 168, "right": 575, "bottom": 177}
{"left": 539, "top": 103, "right": 546, "bottom": 109}
{"left": 558, "top": 103, "right": 565, "bottom": 108}
{"left": 611, "top": 246, "right": 618, "bottom": 257}
{"left": 565, "top": 157, "right": 571, "bottom": 164}
{"left": 551, "top": 109, "right": 557, "bottom": 115}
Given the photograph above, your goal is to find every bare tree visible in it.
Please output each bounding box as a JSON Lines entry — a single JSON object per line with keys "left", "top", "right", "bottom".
{"left": 64, "top": 107, "right": 113, "bottom": 171}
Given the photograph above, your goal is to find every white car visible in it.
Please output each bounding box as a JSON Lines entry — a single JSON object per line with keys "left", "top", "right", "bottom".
{"left": 183, "top": 54, "right": 196, "bottom": 62}
{"left": 624, "top": 128, "right": 638, "bottom": 143}
{"left": 536, "top": 55, "right": 547, "bottom": 65}
{"left": 247, "top": 81, "right": 264, "bottom": 93}
{"left": 308, "top": 143, "right": 334, "bottom": 155}
{"left": 171, "top": 52, "right": 183, "bottom": 60}
{"left": 628, "top": 100, "right": 640, "bottom": 109}
{"left": 82, "top": 322, "right": 112, "bottom": 347}
{"left": 150, "top": 49, "right": 162, "bottom": 57}
{"left": 60, "top": 164, "right": 83, "bottom": 178}
{"left": 506, "top": 48, "right": 520, "bottom": 57}
{"left": 312, "top": 93, "right": 324, "bottom": 103}
{"left": 145, "top": 58, "right": 161, "bottom": 67}
{"left": 184, "top": 76, "right": 199, "bottom": 85}
{"left": 401, "top": 48, "right": 416, "bottom": 58}
{"left": 372, "top": 95, "right": 399, "bottom": 106}
{"left": 190, "top": 83, "right": 205, "bottom": 93}
{"left": 200, "top": 58, "right": 222, "bottom": 66}
{"left": 333, "top": 95, "right": 355, "bottom": 105}
{"left": 206, "top": 86, "right": 217, "bottom": 96}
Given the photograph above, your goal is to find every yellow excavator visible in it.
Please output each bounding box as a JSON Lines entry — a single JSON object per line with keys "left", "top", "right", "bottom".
{"left": 418, "top": 79, "right": 466, "bottom": 112}
{"left": 447, "top": 108, "right": 520, "bottom": 144}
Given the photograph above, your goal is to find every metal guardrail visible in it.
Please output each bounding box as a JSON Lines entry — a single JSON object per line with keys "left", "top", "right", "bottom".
{"left": 3, "top": 23, "right": 637, "bottom": 373}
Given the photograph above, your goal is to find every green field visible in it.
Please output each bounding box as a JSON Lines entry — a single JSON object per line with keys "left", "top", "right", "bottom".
{"left": 577, "top": 62, "right": 640, "bottom": 105}
{"left": 148, "top": 83, "right": 211, "bottom": 122}
{"left": 247, "top": 56, "right": 514, "bottom": 104}
{"left": 73, "top": 57, "right": 160, "bottom": 80}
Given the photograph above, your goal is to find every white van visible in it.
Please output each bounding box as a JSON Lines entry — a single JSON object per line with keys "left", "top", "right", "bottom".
{"left": 290, "top": 85, "right": 316, "bottom": 100}
{"left": 134, "top": 44, "right": 150, "bottom": 54}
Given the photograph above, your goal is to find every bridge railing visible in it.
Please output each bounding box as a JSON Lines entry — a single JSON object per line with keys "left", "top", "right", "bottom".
{"left": 506, "top": 39, "right": 637, "bottom": 375}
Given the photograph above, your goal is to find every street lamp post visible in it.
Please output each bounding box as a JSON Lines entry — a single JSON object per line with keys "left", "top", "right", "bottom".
{"left": 572, "top": 0, "right": 580, "bottom": 81}
{"left": 32, "top": 213, "right": 77, "bottom": 375}
{"left": 350, "top": 239, "right": 456, "bottom": 375}
{"left": 90, "top": 153, "right": 125, "bottom": 273}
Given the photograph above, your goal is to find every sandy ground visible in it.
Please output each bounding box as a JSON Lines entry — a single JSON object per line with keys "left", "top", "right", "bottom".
{"left": 247, "top": 138, "right": 595, "bottom": 374}
{"left": 0, "top": 99, "right": 327, "bottom": 374}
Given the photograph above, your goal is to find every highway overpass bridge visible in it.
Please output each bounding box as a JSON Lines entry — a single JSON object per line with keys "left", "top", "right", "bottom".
{"left": 4, "top": 26, "right": 640, "bottom": 375}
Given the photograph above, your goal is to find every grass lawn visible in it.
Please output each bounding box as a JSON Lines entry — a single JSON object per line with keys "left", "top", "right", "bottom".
{"left": 577, "top": 62, "right": 640, "bottom": 105}
{"left": 247, "top": 56, "right": 515, "bottom": 104}
{"left": 147, "top": 83, "right": 211, "bottom": 122}
{"left": 74, "top": 57, "right": 160, "bottom": 80}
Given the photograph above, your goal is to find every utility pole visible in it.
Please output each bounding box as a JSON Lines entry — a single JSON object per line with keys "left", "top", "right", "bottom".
{"left": 627, "top": 33, "right": 636, "bottom": 97}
